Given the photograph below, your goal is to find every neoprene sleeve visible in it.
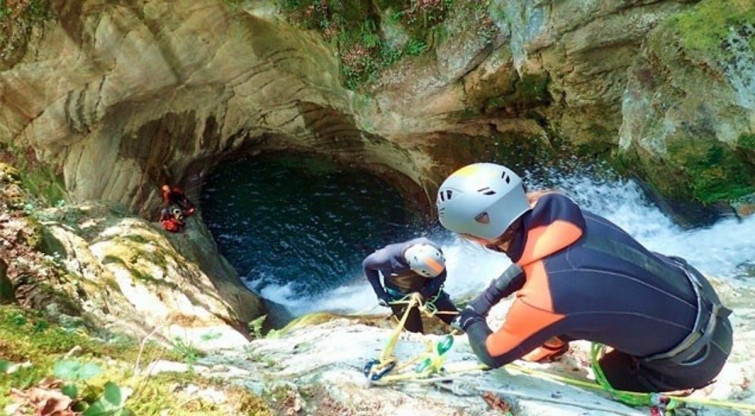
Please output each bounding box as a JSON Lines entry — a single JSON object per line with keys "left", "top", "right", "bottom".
{"left": 469, "top": 264, "right": 525, "bottom": 315}
{"left": 466, "top": 320, "right": 501, "bottom": 368}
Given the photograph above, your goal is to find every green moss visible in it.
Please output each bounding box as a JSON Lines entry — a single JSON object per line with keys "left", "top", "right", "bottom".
{"left": 484, "top": 73, "right": 550, "bottom": 112}
{"left": 0, "top": 0, "right": 53, "bottom": 24}
{"left": 277, "top": 0, "right": 456, "bottom": 91}
{"left": 612, "top": 133, "right": 755, "bottom": 206}
{"left": 658, "top": 138, "right": 754, "bottom": 204}
{"left": 220, "top": 0, "right": 245, "bottom": 11}
{"left": 738, "top": 133, "right": 755, "bottom": 150}
{"left": 0, "top": 145, "right": 68, "bottom": 207}
{"left": 0, "top": 305, "right": 271, "bottom": 415}
{"left": 0, "top": 306, "right": 112, "bottom": 364}
{"left": 102, "top": 252, "right": 177, "bottom": 289}
{"left": 121, "top": 234, "right": 151, "bottom": 245}
{"left": 38, "top": 226, "right": 66, "bottom": 257}
{"left": 20, "top": 165, "right": 68, "bottom": 206}
{"left": 667, "top": 0, "right": 755, "bottom": 59}
{"left": 110, "top": 236, "right": 170, "bottom": 270}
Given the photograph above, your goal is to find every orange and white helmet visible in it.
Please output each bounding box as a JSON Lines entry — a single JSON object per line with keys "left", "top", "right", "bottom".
{"left": 405, "top": 244, "right": 446, "bottom": 278}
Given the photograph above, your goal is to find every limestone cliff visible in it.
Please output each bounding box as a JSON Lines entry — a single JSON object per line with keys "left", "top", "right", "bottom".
{"left": 0, "top": 162, "right": 261, "bottom": 347}
{"left": 2, "top": 0, "right": 753, "bottom": 217}
{"left": 1, "top": 0, "right": 754, "bottom": 344}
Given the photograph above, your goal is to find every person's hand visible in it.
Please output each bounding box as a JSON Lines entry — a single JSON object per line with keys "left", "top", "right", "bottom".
{"left": 450, "top": 306, "right": 484, "bottom": 332}
{"left": 378, "top": 296, "right": 392, "bottom": 308}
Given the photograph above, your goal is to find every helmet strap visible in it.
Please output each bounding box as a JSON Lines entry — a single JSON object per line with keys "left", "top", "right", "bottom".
{"left": 487, "top": 218, "right": 523, "bottom": 252}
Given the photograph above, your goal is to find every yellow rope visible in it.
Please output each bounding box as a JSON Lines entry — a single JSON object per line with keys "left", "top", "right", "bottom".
{"left": 505, "top": 353, "right": 755, "bottom": 413}
{"left": 370, "top": 340, "right": 755, "bottom": 412}
{"left": 379, "top": 294, "right": 419, "bottom": 364}
{"left": 367, "top": 303, "right": 755, "bottom": 413}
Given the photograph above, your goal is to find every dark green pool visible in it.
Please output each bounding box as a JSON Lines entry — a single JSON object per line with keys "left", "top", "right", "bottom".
{"left": 200, "top": 154, "right": 429, "bottom": 299}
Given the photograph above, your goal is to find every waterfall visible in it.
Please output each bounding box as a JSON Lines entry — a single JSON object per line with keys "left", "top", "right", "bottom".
{"left": 264, "top": 167, "right": 755, "bottom": 317}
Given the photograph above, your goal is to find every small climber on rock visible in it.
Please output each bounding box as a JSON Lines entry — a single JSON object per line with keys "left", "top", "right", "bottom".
{"left": 161, "top": 184, "right": 196, "bottom": 218}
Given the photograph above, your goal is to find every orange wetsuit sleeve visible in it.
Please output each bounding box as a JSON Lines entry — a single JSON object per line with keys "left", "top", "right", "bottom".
{"left": 466, "top": 261, "right": 567, "bottom": 367}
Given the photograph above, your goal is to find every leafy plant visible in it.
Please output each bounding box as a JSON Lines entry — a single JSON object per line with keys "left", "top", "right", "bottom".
{"left": 248, "top": 314, "right": 267, "bottom": 339}
{"left": 171, "top": 337, "right": 202, "bottom": 367}
{"left": 12, "top": 313, "right": 27, "bottom": 326}
{"left": 82, "top": 381, "right": 132, "bottom": 416}
{"left": 404, "top": 38, "right": 428, "bottom": 56}
{"left": 53, "top": 360, "right": 103, "bottom": 382}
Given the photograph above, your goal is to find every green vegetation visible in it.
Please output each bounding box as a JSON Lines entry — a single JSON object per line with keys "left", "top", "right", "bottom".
{"left": 0, "top": 0, "right": 55, "bottom": 69}
{"left": 0, "top": 305, "right": 271, "bottom": 415}
{"left": 277, "top": 0, "right": 456, "bottom": 90}
{"left": 248, "top": 314, "right": 268, "bottom": 339}
{"left": 738, "top": 133, "right": 755, "bottom": 150}
{"left": 0, "top": 0, "right": 53, "bottom": 24}
{"left": 484, "top": 73, "right": 551, "bottom": 113}
{"left": 617, "top": 136, "right": 755, "bottom": 205}
{"left": 738, "top": 133, "right": 755, "bottom": 165}
{"left": 0, "top": 144, "right": 68, "bottom": 208}
{"left": 220, "top": 0, "right": 246, "bottom": 11}
{"left": 667, "top": 137, "right": 755, "bottom": 204}
{"left": 667, "top": 0, "right": 755, "bottom": 59}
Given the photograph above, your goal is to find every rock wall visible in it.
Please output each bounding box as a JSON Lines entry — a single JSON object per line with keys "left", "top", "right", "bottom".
{"left": 1, "top": 0, "right": 433, "bottom": 217}
{"left": 619, "top": 0, "right": 755, "bottom": 208}
{"left": 7, "top": 0, "right": 753, "bottom": 217}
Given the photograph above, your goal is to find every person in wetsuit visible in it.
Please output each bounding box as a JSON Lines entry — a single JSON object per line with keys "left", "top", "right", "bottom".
{"left": 363, "top": 238, "right": 459, "bottom": 334}
{"left": 161, "top": 184, "right": 196, "bottom": 217}
{"left": 159, "top": 206, "right": 186, "bottom": 233}
{"left": 436, "top": 162, "right": 733, "bottom": 393}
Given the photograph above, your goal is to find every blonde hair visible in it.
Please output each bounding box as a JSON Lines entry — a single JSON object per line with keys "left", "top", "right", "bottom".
{"left": 527, "top": 189, "right": 559, "bottom": 205}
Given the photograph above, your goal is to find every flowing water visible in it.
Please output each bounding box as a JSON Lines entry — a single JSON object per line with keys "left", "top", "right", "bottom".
{"left": 201, "top": 156, "right": 755, "bottom": 319}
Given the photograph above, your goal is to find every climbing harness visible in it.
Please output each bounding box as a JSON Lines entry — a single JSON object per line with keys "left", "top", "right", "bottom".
{"left": 361, "top": 292, "right": 751, "bottom": 413}
{"left": 585, "top": 343, "right": 755, "bottom": 413}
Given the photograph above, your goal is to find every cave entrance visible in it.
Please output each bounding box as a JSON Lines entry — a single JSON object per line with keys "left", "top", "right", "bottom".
{"left": 200, "top": 152, "right": 439, "bottom": 321}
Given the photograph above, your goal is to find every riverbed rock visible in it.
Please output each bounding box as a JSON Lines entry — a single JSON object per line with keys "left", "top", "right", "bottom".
{"left": 196, "top": 277, "right": 755, "bottom": 416}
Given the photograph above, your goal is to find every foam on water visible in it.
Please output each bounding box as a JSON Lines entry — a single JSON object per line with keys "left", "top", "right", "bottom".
{"left": 205, "top": 159, "right": 755, "bottom": 318}
{"left": 268, "top": 168, "right": 755, "bottom": 316}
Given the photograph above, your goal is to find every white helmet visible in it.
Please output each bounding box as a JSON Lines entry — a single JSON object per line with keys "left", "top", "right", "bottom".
{"left": 436, "top": 163, "right": 531, "bottom": 240}
{"left": 404, "top": 244, "right": 446, "bottom": 278}
{"left": 171, "top": 207, "right": 184, "bottom": 220}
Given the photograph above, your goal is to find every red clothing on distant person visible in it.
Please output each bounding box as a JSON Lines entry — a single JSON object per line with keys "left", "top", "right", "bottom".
{"left": 161, "top": 184, "right": 195, "bottom": 216}
{"left": 159, "top": 206, "right": 186, "bottom": 233}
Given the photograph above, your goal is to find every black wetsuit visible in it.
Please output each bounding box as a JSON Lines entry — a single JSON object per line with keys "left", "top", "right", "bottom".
{"left": 466, "top": 193, "right": 733, "bottom": 392}
{"left": 363, "top": 238, "right": 458, "bottom": 333}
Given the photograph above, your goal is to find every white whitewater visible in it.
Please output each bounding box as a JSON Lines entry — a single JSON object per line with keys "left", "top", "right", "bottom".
{"left": 257, "top": 169, "right": 755, "bottom": 317}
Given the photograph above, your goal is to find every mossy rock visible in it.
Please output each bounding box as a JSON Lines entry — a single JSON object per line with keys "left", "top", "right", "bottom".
{"left": 666, "top": 0, "right": 755, "bottom": 62}
{"left": 0, "top": 305, "right": 271, "bottom": 415}
{"left": 484, "top": 72, "right": 551, "bottom": 114}
{"left": 666, "top": 137, "right": 755, "bottom": 205}
{"left": 615, "top": 133, "right": 755, "bottom": 206}
{"left": 0, "top": 162, "right": 21, "bottom": 183}
{"left": 37, "top": 226, "right": 67, "bottom": 256}
{"left": 737, "top": 133, "right": 755, "bottom": 165}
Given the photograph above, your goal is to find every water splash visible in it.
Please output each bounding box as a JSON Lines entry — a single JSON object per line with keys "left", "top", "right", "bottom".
{"left": 300, "top": 165, "right": 755, "bottom": 316}
{"left": 204, "top": 158, "right": 755, "bottom": 318}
